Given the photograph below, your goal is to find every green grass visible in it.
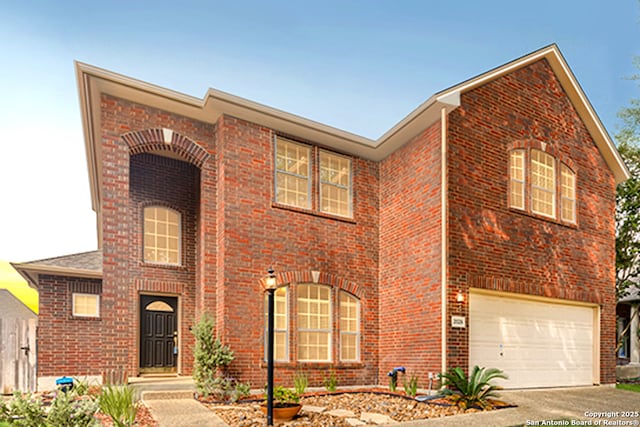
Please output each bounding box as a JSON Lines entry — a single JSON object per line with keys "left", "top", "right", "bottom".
{"left": 617, "top": 383, "right": 640, "bottom": 392}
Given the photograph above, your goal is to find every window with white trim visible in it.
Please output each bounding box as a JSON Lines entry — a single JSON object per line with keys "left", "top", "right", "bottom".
{"left": 297, "top": 284, "right": 331, "bottom": 362}
{"left": 143, "top": 206, "right": 181, "bottom": 265}
{"left": 561, "top": 164, "right": 576, "bottom": 223}
{"left": 274, "top": 136, "right": 353, "bottom": 218}
{"left": 275, "top": 138, "right": 311, "bottom": 209}
{"left": 72, "top": 293, "right": 100, "bottom": 318}
{"left": 264, "top": 287, "right": 289, "bottom": 362}
{"left": 531, "top": 149, "right": 556, "bottom": 218}
{"left": 320, "top": 151, "right": 352, "bottom": 217}
{"left": 509, "top": 150, "right": 525, "bottom": 210}
{"left": 339, "top": 291, "right": 360, "bottom": 362}
{"left": 508, "top": 148, "right": 577, "bottom": 224}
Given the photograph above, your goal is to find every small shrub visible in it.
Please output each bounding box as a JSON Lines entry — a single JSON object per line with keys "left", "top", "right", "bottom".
{"left": 192, "top": 313, "right": 235, "bottom": 397}
{"left": 323, "top": 369, "right": 338, "bottom": 392}
{"left": 270, "top": 386, "right": 300, "bottom": 406}
{"left": 293, "top": 371, "right": 308, "bottom": 395}
{"left": 438, "top": 366, "right": 507, "bottom": 410}
{"left": 208, "top": 376, "right": 251, "bottom": 402}
{"left": 47, "top": 388, "right": 99, "bottom": 427}
{"left": 99, "top": 385, "right": 138, "bottom": 427}
{"left": 403, "top": 374, "right": 419, "bottom": 397}
{"left": 6, "top": 392, "right": 45, "bottom": 427}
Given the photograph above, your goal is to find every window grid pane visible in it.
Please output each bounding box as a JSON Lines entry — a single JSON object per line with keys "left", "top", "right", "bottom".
{"left": 297, "top": 284, "right": 331, "bottom": 362}
{"left": 143, "top": 207, "right": 181, "bottom": 265}
{"left": 531, "top": 150, "right": 555, "bottom": 217}
{"left": 320, "top": 151, "right": 352, "bottom": 217}
{"left": 339, "top": 292, "right": 360, "bottom": 361}
{"left": 561, "top": 165, "right": 576, "bottom": 223}
{"left": 265, "top": 287, "right": 288, "bottom": 362}
{"left": 275, "top": 138, "right": 310, "bottom": 209}
{"left": 509, "top": 150, "right": 525, "bottom": 210}
{"left": 73, "top": 293, "right": 99, "bottom": 317}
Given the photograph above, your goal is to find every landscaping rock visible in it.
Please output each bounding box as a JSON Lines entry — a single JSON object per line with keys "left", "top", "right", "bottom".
{"left": 301, "top": 405, "right": 326, "bottom": 413}
{"left": 327, "top": 408, "right": 357, "bottom": 417}
{"left": 360, "top": 412, "right": 398, "bottom": 424}
{"left": 202, "top": 391, "right": 478, "bottom": 426}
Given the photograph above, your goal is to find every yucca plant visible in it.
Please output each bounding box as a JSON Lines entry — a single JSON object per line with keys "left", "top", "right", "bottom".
{"left": 99, "top": 385, "right": 138, "bottom": 427}
{"left": 438, "top": 366, "right": 507, "bottom": 410}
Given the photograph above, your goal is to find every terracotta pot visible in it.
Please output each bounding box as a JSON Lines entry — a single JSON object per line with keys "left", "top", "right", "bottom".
{"left": 259, "top": 403, "right": 302, "bottom": 421}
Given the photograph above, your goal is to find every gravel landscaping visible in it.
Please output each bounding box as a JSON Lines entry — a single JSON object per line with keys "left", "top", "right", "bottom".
{"left": 202, "top": 391, "right": 507, "bottom": 426}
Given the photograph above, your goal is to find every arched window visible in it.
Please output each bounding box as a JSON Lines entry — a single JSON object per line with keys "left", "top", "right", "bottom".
{"left": 297, "top": 284, "right": 331, "bottom": 362}
{"left": 264, "top": 287, "right": 289, "bottom": 362}
{"left": 508, "top": 148, "right": 577, "bottom": 224}
{"left": 531, "top": 149, "right": 556, "bottom": 218}
{"left": 339, "top": 291, "right": 360, "bottom": 362}
{"left": 561, "top": 164, "right": 576, "bottom": 223}
{"left": 143, "top": 206, "right": 181, "bottom": 265}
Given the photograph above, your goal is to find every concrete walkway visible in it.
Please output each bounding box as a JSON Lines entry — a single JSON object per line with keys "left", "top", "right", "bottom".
{"left": 131, "top": 376, "right": 228, "bottom": 427}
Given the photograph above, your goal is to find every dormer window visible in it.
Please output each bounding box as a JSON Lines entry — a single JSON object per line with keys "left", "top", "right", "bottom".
{"left": 143, "top": 206, "right": 181, "bottom": 265}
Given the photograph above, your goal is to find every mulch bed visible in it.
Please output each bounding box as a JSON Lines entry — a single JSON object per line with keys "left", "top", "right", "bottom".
{"left": 199, "top": 389, "right": 513, "bottom": 427}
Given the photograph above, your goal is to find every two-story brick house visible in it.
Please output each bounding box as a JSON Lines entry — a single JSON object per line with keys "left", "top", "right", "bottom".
{"left": 13, "top": 44, "right": 628, "bottom": 391}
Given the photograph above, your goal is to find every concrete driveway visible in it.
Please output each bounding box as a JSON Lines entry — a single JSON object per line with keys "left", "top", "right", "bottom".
{"left": 399, "top": 386, "right": 640, "bottom": 427}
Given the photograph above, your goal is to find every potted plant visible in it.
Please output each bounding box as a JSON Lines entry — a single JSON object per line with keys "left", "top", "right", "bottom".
{"left": 260, "top": 385, "right": 302, "bottom": 421}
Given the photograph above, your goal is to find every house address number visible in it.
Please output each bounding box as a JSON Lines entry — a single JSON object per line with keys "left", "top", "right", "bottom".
{"left": 451, "top": 315, "right": 466, "bottom": 328}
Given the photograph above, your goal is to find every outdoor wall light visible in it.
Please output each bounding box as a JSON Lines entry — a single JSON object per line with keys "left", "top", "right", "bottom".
{"left": 456, "top": 291, "right": 465, "bottom": 303}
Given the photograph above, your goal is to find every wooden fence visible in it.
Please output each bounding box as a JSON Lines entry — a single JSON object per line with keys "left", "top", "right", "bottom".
{"left": 0, "top": 317, "right": 37, "bottom": 394}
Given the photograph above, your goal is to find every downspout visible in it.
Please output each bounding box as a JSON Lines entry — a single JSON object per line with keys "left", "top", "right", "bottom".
{"left": 440, "top": 106, "right": 448, "bottom": 375}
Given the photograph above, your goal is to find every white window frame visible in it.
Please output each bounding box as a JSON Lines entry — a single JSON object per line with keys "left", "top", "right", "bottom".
{"left": 319, "top": 150, "right": 353, "bottom": 218}
{"left": 297, "top": 284, "right": 332, "bottom": 362}
{"left": 509, "top": 150, "right": 525, "bottom": 210}
{"left": 72, "top": 293, "right": 100, "bottom": 318}
{"left": 275, "top": 137, "right": 311, "bottom": 209}
{"left": 530, "top": 149, "right": 556, "bottom": 218}
{"left": 561, "top": 164, "right": 576, "bottom": 223}
{"left": 143, "top": 206, "right": 182, "bottom": 266}
{"left": 264, "top": 287, "right": 289, "bottom": 362}
{"left": 339, "top": 291, "right": 360, "bottom": 362}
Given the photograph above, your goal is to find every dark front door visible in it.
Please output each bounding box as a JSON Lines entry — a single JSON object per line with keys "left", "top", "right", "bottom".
{"left": 140, "top": 295, "right": 178, "bottom": 373}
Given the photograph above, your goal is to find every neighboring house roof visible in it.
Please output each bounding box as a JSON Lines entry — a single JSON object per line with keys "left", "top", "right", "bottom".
{"left": 76, "top": 43, "right": 630, "bottom": 246}
{"left": 0, "top": 288, "right": 37, "bottom": 318}
{"left": 619, "top": 285, "right": 640, "bottom": 304}
{"left": 11, "top": 250, "right": 103, "bottom": 289}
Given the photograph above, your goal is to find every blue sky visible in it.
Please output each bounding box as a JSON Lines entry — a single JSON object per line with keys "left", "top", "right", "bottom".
{"left": 0, "top": 0, "right": 639, "bottom": 261}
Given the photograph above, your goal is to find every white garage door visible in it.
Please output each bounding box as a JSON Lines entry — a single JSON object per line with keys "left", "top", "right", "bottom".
{"left": 469, "top": 292, "right": 596, "bottom": 388}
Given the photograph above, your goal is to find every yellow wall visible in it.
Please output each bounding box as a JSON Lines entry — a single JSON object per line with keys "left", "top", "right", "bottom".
{"left": 0, "top": 260, "right": 38, "bottom": 313}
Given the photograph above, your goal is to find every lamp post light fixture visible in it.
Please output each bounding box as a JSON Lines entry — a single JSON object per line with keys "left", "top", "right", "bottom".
{"left": 264, "top": 267, "right": 277, "bottom": 426}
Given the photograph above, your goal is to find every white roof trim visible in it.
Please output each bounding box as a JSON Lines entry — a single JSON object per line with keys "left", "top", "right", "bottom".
{"left": 77, "top": 44, "right": 629, "bottom": 224}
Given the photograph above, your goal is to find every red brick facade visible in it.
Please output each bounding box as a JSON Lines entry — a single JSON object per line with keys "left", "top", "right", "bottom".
{"left": 446, "top": 59, "right": 617, "bottom": 383}
{"left": 33, "top": 52, "right": 621, "bottom": 388}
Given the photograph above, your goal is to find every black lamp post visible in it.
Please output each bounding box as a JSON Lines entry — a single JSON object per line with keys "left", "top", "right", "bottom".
{"left": 264, "top": 268, "right": 277, "bottom": 426}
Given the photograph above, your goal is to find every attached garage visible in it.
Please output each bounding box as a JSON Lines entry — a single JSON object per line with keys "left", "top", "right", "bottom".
{"left": 469, "top": 290, "right": 598, "bottom": 388}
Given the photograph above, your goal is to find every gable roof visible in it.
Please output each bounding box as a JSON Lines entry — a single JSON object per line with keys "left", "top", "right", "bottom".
{"left": 77, "top": 44, "right": 629, "bottom": 242}
{"left": 11, "top": 250, "right": 103, "bottom": 289}
{"left": 0, "top": 288, "right": 37, "bottom": 318}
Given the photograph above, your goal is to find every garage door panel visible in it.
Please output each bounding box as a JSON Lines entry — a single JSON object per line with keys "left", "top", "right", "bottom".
{"left": 469, "top": 292, "right": 595, "bottom": 389}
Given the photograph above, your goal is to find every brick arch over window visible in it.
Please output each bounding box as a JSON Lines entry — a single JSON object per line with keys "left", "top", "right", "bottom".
{"left": 121, "top": 128, "right": 209, "bottom": 168}
{"left": 264, "top": 270, "right": 363, "bottom": 299}
{"left": 508, "top": 139, "right": 576, "bottom": 171}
